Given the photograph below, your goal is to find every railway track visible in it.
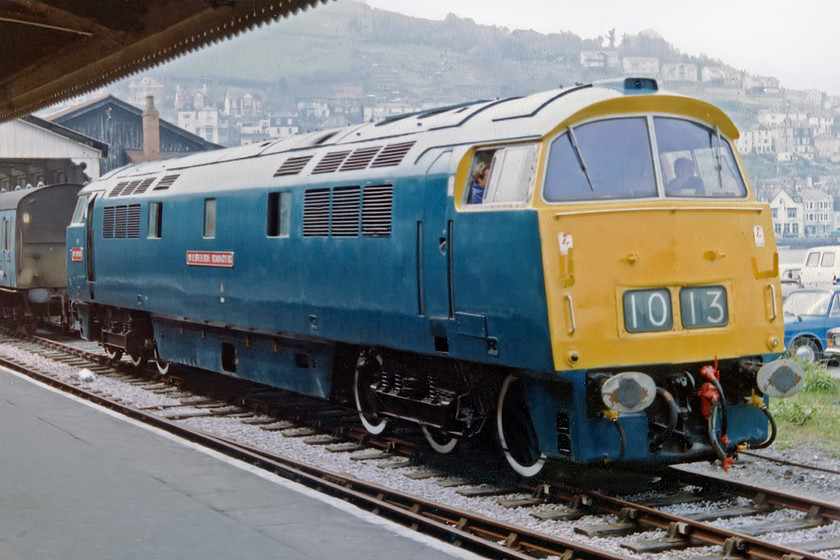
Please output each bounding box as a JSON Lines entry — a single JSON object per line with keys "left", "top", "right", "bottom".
{"left": 2, "top": 331, "right": 838, "bottom": 560}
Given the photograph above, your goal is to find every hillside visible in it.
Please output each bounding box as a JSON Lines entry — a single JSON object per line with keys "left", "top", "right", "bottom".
{"left": 109, "top": 0, "right": 840, "bottom": 191}
{"left": 154, "top": 1, "right": 721, "bottom": 107}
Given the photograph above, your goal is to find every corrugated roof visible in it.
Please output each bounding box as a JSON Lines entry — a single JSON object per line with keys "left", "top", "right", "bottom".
{"left": 0, "top": 0, "right": 329, "bottom": 122}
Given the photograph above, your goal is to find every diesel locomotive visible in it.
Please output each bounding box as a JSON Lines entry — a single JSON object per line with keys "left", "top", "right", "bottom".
{"left": 66, "top": 78, "right": 803, "bottom": 477}
{"left": 0, "top": 183, "right": 81, "bottom": 331}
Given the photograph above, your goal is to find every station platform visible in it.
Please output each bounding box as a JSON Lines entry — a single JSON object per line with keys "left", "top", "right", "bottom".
{"left": 0, "top": 367, "right": 475, "bottom": 560}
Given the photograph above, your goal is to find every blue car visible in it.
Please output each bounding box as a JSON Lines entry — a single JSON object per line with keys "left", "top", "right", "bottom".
{"left": 783, "top": 288, "right": 840, "bottom": 361}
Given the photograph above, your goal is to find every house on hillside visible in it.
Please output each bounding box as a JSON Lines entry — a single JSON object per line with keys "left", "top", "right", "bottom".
{"left": 47, "top": 95, "right": 221, "bottom": 173}
{"left": 128, "top": 77, "right": 165, "bottom": 106}
{"left": 622, "top": 57, "right": 659, "bottom": 75}
{"left": 769, "top": 186, "right": 834, "bottom": 239}
{"left": 579, "top": 50, "right": 619, "bottom": 69}
{"left": 661, "top": 63, "right": 698, "bottom": 83}
{"left": 735, "top": 128, "right": 775, "bottom": 155}
{"left": 224, "top": 89, "right": 263, "bottom": 118}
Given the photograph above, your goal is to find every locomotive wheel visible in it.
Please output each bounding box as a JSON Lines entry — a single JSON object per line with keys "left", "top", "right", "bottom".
{"left": 496, "top": 374, "right": 547, "bottom": 478}
{"left": 103, "top": 345, "right": 123, "bottom": 362}
{"left": 353, "top": 351, "right": 388, "bottom": 435}
{"left": 154, "top": 347, "right": 170, "bottom": 375}
{"left": 421, "top": 425, "right": 459, "bottom": 454}
{"left": 128, "top": 352, "right": 146, "bottom": 368}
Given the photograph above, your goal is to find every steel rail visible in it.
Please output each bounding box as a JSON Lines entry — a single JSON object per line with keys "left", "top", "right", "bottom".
{"left": 542, "top": 482, "right": 832, "bottom": 560}
{"left": 6, "top": 332, "right": 839, "bottom": 560}
{"left": 0, "top": 350, "right": 632, "bottom": 560}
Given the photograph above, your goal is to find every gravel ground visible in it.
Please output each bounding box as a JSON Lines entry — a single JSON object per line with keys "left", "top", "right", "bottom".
{"left": 680, "top": 445, "right": 840, "bottom": 504}
{"left": 3, "top": 341, "right": 839, "bottom": 559}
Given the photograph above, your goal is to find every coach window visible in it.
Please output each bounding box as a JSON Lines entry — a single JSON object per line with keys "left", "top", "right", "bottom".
{"left": 267, "top": 191, "right": 291, "bottom": 238}
{"left": 204, "top": 198, "right": 216, "bottom": 238}
{"left": 148, "top": 202, "right": 162, "bottom": 239}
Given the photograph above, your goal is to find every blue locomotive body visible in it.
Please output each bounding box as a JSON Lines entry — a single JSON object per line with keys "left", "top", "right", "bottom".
{"left": 67, "top": 80, "right": 803, "bottom": 476}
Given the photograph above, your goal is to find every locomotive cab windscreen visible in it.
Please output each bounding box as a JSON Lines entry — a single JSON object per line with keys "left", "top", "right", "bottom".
{"left": 543, "top": 116, "right": 748, "bottom": 201}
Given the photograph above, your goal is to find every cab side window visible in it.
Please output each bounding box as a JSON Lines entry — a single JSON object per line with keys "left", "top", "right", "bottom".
{"left": 466, "top": 151, "right": 493, "bottom": 205}
{"left": 466, "top": 144, "right": 537, "bottom": 206}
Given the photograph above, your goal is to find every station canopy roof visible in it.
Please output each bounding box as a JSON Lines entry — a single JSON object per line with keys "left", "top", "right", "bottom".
{"left": 0, "top": 0, "right": 328, "bottom": 123}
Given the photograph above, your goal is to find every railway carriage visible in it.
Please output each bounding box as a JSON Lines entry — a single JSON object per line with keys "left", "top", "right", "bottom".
{"left": 67, "top": 78, "right": 803, "bottom": 477}
{"left": 0, "top": 183, "right": 81, "bottom": 330}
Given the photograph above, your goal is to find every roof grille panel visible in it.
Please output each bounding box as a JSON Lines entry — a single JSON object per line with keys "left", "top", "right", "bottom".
{"left": 302, "top": 188, "right": 330, "bottom": 237}
{"left": 108, "top": 181, "right": 128, "bottom": 197}
{"left": 330, "top": 186, "right": 361, "bottom": 237}
{"left": 362, "top": 185, "right": 393, "bottom": 237}
{"left": 133, "top": 177, "right": 156, "bottom": 195}
{"left": 153, "top": 174, "right": 180, "bottom": 191}
{"left": 340, "top": 147, "right": 381, "bottom": 172}
{"left": 273, "top": 155, "right": 313, "bottom": 177}
{"left": 312, "top": 150, "right": 351, "bottom": 174}
{"left": 370, "top": 142, "right": 414, "bottom": 168}
{"left": 119, "top": 179, "right": 142, "bottom": 197}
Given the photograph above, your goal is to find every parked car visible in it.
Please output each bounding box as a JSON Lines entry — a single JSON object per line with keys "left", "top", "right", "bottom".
{"left": 780, "top": 265, "right": 802, "bottom": 299}
{"left": 798, "top": 246, "right": 840, "bottom": 286}
{"left": 783, "top": 288, "right": 840, "bottom": 362}
{"left": 824, "top": 327, "right": 840, "bottom": 360}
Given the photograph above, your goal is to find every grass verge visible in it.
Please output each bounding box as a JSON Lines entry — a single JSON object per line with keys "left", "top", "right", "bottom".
{"left": 769, "top": 360, "right": 840, "bottom": 456}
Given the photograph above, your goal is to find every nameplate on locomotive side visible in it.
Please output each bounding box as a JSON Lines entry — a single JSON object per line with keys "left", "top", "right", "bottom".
{"left": 186, "top": 251, "right": 234, "bottom": 268}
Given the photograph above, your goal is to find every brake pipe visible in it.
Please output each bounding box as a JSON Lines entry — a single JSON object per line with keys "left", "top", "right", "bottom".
{"left": 650, "top": 387, "right": 679, "bottom": 450}
{"left": 700, "top": 362, "right": 728, "bottom": 437}
{"left": 747, "top": 391, "right": 777, "bottom": 449}
{"left": 602, "top": 409, "right": 626, "bottom": 461}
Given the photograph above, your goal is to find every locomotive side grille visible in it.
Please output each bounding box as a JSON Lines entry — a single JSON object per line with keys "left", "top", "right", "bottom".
{"left": 361, "top": 185, "right": 393, "bottom": 237}
{"left": 302, "top": 188, "right": 331, "bottom": 237}
{"left": 273, "top": 155, "right": 313, "bottom": 177}
{"left": 153, "top": 174, "right": 180, "bottom": 191}
{"left": 126, "top": 204, "right": 141, "bottom": 238}
{"left": 340, "top": 146, "right": 381, "bottom": 172}
{"left": 370, "top": 141, "right": 414, "bottom": 168}
{"left": 114, "top": 205, "right": 128, "bottom": 238}
{"left": 102, "top": 204, "right": 142, "bottom": 239}
{"left": 133, "top": 177, "right": 156, "bottom": 195}
{"left": 102, "top": 206, "right": 115, "bottom": 238}
{"left": 108, "top": 181, "right": 128, "bottom": 197}
{"left": 312, "top": 150, "right": 351, "bottom": 174}
{"left": 330, "top": 186, "right": 361, "bottom": 237}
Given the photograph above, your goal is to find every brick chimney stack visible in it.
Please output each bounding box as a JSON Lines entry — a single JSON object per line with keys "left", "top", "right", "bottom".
{"left": 142, "top": 95, "right": 160, "bottom": 161}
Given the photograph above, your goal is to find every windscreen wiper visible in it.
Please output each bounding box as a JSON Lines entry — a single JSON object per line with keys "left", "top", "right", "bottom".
{"left": 567, "top": 127, "right": 594, "bottom": 191}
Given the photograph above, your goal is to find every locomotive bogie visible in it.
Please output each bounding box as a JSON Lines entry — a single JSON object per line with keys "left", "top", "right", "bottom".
{"left": 67, "top": 79, "right": 804, "bottom": 477}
